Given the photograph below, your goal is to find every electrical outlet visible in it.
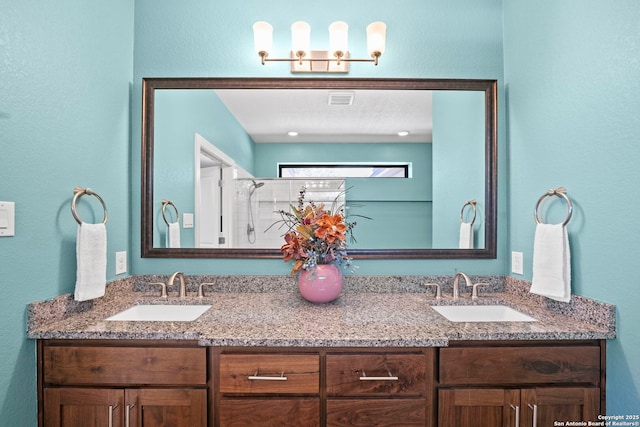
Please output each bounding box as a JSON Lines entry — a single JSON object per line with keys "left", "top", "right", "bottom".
{"left": 511, "top": 251, "right": 524, "bottom": 275}
{"left": 115, "top": 251, "right": 127, "bottom": 275}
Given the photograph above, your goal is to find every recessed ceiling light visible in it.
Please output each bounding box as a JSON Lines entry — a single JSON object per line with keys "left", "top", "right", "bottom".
{"left": 397, "top": 131, "right": 409, "bottom": 137}
{"left": 288, "top": 131, "right": 299, "bottom": 137}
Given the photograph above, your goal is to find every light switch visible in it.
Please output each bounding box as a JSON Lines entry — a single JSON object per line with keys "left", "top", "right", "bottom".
{"left": 0, "top": 201, "right": 15, "bottom": 237}
{"left": 115, "top": 251, "right": 127, "bottom": 275}
{"left": 511, "top": 251, "right": 524, "bottom": 275}
{"left": 183, "top": 213, "right": 194, "bottom": 228}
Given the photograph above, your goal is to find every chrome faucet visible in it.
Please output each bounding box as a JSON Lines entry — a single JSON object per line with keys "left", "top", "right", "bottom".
{"left": 452, "top": 272, "right": 472, "bottom": 299}
{"left": 168, "top": 271, "right": 187, "bottom": 298}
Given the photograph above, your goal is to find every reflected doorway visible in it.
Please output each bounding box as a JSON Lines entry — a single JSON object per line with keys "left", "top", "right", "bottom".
{"left": 194, "top": 134, "right": 235, "bottom": 248}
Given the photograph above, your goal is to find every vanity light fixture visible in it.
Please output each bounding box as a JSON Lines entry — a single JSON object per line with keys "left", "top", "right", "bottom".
{"left": 252, "top": 20, "right": 386, "bottom": 73}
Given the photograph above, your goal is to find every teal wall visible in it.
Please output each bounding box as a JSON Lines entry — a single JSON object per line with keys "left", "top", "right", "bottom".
{"left": 0, "top": 1, "right": 134, "bottom": 425}
{"left": 432, "top": 91, "right": 486, "bottom": 248}
{"left": 7, "top": 0, "right": 639, "bottom": 424}
{"left": 504, "top": 0, "right": 640, "bottom": 412}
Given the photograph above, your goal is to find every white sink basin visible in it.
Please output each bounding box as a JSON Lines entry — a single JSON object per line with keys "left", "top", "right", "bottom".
{"left": 106, "top": 304, "right": 211, "bottom": 321}
{"left": 431, "top": 305, "right": 537, "bottom": 322}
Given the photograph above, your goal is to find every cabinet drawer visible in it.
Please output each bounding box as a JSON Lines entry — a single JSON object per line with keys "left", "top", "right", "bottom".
{"left": 439, "top": 346, "right": 601, "bottom": 385}
{"left": 326, "top": 353, "right": 428, "bottom": 397}
{"left": 327, "top": 399, "right": 427, "bottom": 427}
{"left": 43, "top": 346, "right": 207, "bottom": 386}
{"left": 219, "top": 354, "right": 319, "bottom": 394}
{"left": 219, "top": 398, "right": 320, "bottom": 427}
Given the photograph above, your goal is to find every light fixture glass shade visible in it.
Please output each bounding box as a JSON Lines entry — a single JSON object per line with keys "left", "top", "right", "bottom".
{"left": 366, "top": 21, "right": 386, "bottom": 57}
{"left": 329, "top": 21, "right": 349, "bottom": 57}
{"left": 291, "top": 21, "right": 311, "bottom": 57}
{"left": 253, "top": 21, "right": 273, "bottom": 55}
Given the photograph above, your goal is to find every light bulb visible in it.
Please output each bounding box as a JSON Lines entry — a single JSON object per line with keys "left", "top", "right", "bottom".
{"left": 329, "top": 21, "right": 349, "bottom": 59}
{"left": 253, "top": 21, "right": 273, "bottom": 57}
{"left": 366, "top": 21, "right": 386, "bottom": 58}
{"left": 291, "top": 21, "right": 311, "bottom": 59}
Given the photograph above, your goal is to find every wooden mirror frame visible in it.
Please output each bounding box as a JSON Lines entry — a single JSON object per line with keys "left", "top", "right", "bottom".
{"left": 141, "top": 77, "right": 497, "bottom": 259}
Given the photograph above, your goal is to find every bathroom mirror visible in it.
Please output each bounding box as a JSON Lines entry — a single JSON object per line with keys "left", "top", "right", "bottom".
{"left": 142, "top": 78, "right": 497, "bottom": 259}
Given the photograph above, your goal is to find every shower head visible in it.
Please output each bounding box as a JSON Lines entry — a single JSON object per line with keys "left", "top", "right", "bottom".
{"left": 249, "top": 180, "right": 265, "bottom": 196}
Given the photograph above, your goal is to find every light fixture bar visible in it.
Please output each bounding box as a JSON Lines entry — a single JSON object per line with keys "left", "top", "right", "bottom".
{"left": 253, "top": 21, "right": 386, "bottom": 73}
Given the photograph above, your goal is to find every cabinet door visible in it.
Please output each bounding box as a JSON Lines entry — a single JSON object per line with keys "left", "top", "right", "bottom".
{"left": 327, "top": 398, "right": 428, "bottom": 427}
{"left": 218, "top": 398, "right": 320, "bottom": 427}
{"left": 439, "top": 388, "right": 520, "bottom": 427}
{"left": 43, "top": 388, "right": 125, "bottom": 427}
{"left": 521, "top": 387, "right": 600, "bottom": 426}
{"left": 126, "top": 388, "right": 207, "bottom": 427}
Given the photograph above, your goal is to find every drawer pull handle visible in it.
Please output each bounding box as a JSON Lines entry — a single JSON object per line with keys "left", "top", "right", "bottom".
{"left": 248, "top": 371, "right": 288, "bottom": 381}
{"left": 359, "top": 370, "right": 399, "bottom": 381}
{"left": 510, "top": 404, "right": 520, "bottom": 427}
{"left": 528, "top": 404, "right": 538, "bottom": 427}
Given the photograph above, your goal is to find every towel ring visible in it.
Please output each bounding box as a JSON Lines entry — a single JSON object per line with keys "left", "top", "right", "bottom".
{"left": 71, "top": 186, "right": 108, "bottom": 225}
{"left": 162, "top": 199, "right": 179, "bottom": 226}
{"left": 534, "top": 187, "right": 573, "bottom": 226}
{"left": 460, "top": 200, "right": 477, "bottom": 225}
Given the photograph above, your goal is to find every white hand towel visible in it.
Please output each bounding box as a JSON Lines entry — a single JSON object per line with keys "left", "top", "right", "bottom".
{"left": 167, "top": 222, "right": 181, "bottom": 248}
{"left": 530, "top": 223, "right": 571, "bottom": 302}
{"left": 459, "top": 222, "right": 474, "bottom": 249}
{"left": 74, "top": 223, "right": 107, "bottom": 301}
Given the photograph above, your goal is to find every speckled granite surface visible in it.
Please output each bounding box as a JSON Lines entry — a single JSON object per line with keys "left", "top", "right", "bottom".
{"left": 26, "top": 275, "right": 615, "bottom": 347}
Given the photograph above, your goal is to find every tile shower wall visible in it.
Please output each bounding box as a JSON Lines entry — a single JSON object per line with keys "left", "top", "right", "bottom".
{"left": 234, "top": 179, "right": 346, "bottom": 248}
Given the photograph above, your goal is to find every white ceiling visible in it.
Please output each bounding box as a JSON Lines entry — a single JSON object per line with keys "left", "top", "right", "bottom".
{"left": 214, "top": 89, "right": 433, "bottom": 144}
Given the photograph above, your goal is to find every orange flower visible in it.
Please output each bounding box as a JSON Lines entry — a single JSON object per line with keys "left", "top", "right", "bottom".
{"left": 314, "top": 213, "right": 347, "bottom": 243}
{"left": 280, "top": 231, "right": 306, "bottom": 262}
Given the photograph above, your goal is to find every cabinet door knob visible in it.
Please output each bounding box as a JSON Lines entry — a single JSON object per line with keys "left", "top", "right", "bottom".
{"left": 359, "top": 370, "right": 399, "bottom": 381}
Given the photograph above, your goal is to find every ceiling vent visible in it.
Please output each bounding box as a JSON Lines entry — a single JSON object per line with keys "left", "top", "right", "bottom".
{"left": 328, "top": 91, "right": 355, "bottom": 106}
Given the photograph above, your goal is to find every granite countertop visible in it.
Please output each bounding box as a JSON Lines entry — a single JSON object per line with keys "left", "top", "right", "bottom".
{"left": 27, "top": 275, "right": 616, "bottom": 347}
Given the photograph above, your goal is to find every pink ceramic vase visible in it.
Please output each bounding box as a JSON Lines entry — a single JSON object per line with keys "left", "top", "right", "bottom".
{"left": 297, "top": 264, "right": 343, "bottom": 303}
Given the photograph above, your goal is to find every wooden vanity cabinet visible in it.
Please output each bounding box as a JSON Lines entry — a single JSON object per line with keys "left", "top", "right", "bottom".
{"left": 437, "top": 341, "right": 605, "bottom": 427}
{"left": 38, "top": 340, "right": 208, "bottom": 427}
{"left": 38, "top": 340, "right": 605, "bottom": 427}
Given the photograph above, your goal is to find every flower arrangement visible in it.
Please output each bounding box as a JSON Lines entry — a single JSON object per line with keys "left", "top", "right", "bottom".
{"left": 271, "top": 186, "right": 358, "bottom": 276}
